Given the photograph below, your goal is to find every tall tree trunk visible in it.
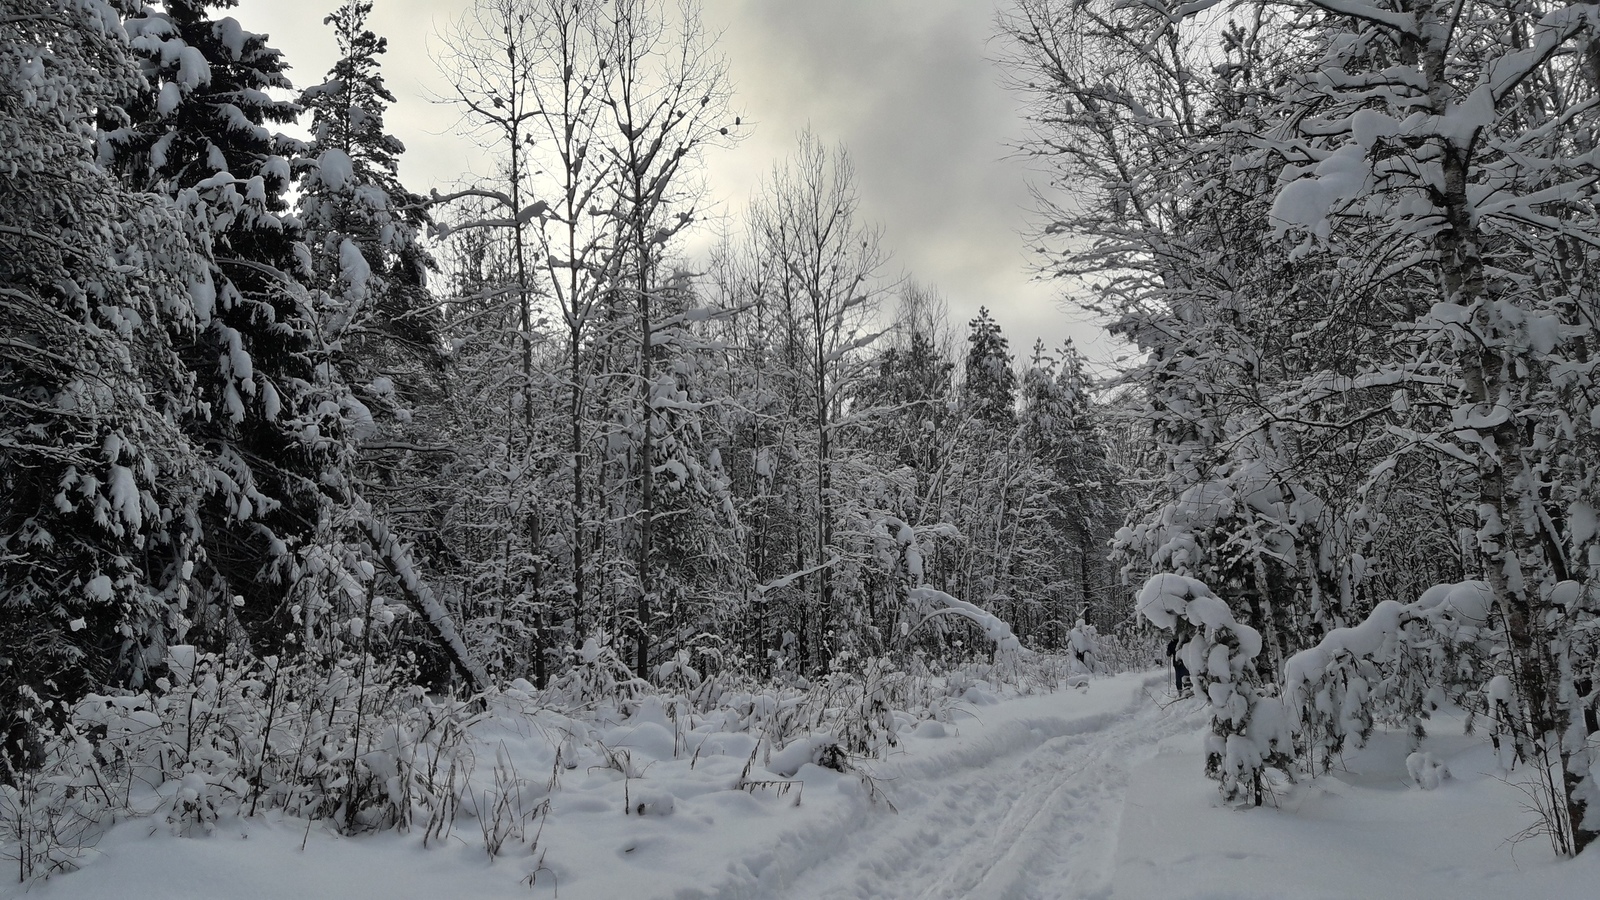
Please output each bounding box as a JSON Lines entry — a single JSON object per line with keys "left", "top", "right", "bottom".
{"left": 1430, "top": 54, "right": 1588, "bottom": 850}
{"left": 634, "top": 181, "right": 655, "bottom": 678}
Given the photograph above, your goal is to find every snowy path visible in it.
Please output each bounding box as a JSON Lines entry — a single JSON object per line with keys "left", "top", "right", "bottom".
{"left": 694, "top": 673, "right": 1203, "bottom": 900}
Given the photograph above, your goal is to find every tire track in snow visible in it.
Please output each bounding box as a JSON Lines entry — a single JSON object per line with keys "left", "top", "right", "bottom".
{"left": 687, "top": 675, "right": 1205, "bottom": 900}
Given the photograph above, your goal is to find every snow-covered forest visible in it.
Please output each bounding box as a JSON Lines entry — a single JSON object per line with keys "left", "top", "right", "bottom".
{"left": 3, "top": 0, "right": 1599, "bottom": 895}
{"left": 1000, "top": 0, "right": 1600, "bottom": 859}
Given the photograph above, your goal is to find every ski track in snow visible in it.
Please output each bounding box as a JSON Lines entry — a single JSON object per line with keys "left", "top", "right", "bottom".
{"left": 690, "top": 675, "right": 1204, "bottom": 900}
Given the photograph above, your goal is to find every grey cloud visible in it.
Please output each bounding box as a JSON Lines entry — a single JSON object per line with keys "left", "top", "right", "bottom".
{"left": 706, "top": 0, "right": 1099, "bottom": 360}
{"left": 235, "top": 0, "right": 1113, "bottom": 367}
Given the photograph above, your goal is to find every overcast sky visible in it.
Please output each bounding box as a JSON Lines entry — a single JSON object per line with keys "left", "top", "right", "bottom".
{"left": 234, "top": 0, "right": 1116, "bottom": 369}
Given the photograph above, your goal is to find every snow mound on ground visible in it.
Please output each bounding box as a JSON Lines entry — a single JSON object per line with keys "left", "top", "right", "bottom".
{"left": 768, "top": 732, "right": 844, "bottom": 777}
{"left": 1406, "top": 751, "right": 1449, "bottom": 790}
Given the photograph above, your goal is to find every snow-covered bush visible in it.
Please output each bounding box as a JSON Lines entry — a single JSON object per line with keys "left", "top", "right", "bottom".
{"left": 1282, "top": 581, "right": 1497, "bottom": 772}
{"left": 1091, "top": 627, "right": 1164, "bottom": 674}
{"left": 1064, "top": 619, "right": 1106, "bottom": 677}
{"left": 0, "top": 690, "right": 113, "bottom": 882}
{"left": 1406, "top": 751, "right": 1449, "bottom": 790}
{"left": 826, "top": 656, "right": 903, "bottom": 757}
{"left": 547, "top": 635, "right": 650, "bottom": 710}
{"left": 655, "top": 649, "right": 704, "bottom": 695}
{"left": 1138, "top": 574, "right": 1289, "bottom": 804}
{"left": 0, "top": 639, "right": 486, "bottom": 878}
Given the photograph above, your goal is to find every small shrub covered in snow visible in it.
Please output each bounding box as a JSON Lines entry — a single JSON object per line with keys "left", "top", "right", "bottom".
{"left": 1065, "top": 619, "right": 1107, "bottom": 676}
{"left": 1405, "top": 751, "right": 1448, "bottom": 790}
{"left": 1137, "top": 574, "right": 1288, "bottom": 804}
{"left": 767, "top": 733, "right": 847, "bottom": 778}
{"left": 1282, "top": 581, "right": 1500, "bottom": 773}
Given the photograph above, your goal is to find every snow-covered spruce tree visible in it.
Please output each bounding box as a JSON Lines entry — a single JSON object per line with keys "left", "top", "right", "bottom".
{"left": 933, "top": 314, "right": 1101, "bottom": 651}
{"left": 1262, "top": 0, "right": 1600, "bottom": 854}
{"left": 293, "top": 0, "right": 499, "bottom": 686}
{"left": 105, "top": 0, "right": 483, "bottom": 688}
{"left": 298, "top": 0, "right": 441, "bottom": 414}
{"left": 106, "top": 0, "right": 336, "bottom": 654}
{"left": 963, "top": 308, "right": 1017, "bottom": 431}
{"left": 1019, "top": 339, "right": 1124, "bottom": 640}
{"left": 654, "top": 281, "right": 753, "bottom": 651}
{"left": 948, "top": 310, "right": 1030, "bottom": 634}
{"left": 581, "top": 267, "right": 749, "bottom": 671}
{"left": 1, "top": 0, "right": 210, "bottom": 745}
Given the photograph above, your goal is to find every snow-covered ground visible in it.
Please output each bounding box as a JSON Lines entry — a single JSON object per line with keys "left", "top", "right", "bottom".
{"left": 9, "top": 671, "right": 1597, "bottom": 900}
{"left": 1117, "top": 703, "right": 1600, "bottom": 900}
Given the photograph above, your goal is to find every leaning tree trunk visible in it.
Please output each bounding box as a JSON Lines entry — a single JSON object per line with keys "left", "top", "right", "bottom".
{"left": 361, "top": 518, "right": 490, "bottom": 692}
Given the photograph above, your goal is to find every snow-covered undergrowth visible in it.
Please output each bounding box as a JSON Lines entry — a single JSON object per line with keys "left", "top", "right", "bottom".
{"left": 0, "top": 624, "right": 1147, "bottom": 890}
{"left": 11, "top": 670, "right": 1597, "bottom": 900}
{"left": 0, "top": 646, "right": 468, "bottom": 882}
{"left": 1117, "top": 702, "right": 1600, "bottom": 900}
{"left": 1137, "top": 570, "right": 1600, "bottom": 866}
{"left": 0, "top": 670, "right": 1169, "bottom": 900}
{"left": 1282, "top": 580, "right": 1500, "bottom": 772}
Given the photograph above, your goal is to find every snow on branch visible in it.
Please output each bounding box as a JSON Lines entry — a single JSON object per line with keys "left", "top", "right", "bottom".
{"left": 908, "top": 586, "right": 1027, "bottom": 659}
{"left": 1282, "top": 581, "right": 1497, "bottom": 771}
{"left": 1486, "top": 7, "right": 1594, "bottom": 102}
{"left": 754, "top": 557, "right": 840, "bottom": 597}
{"left": 1306, "top": 0, "right": 1418, "bottom": 37}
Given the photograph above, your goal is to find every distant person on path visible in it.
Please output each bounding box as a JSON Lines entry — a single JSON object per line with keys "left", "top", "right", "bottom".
{"left": 1166, "top": 635, "right": 1189, "bottom": 697}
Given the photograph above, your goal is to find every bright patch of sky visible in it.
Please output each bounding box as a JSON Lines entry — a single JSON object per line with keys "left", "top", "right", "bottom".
{"left": 234, "top": 0, "right": 1120, "bottom": 372}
